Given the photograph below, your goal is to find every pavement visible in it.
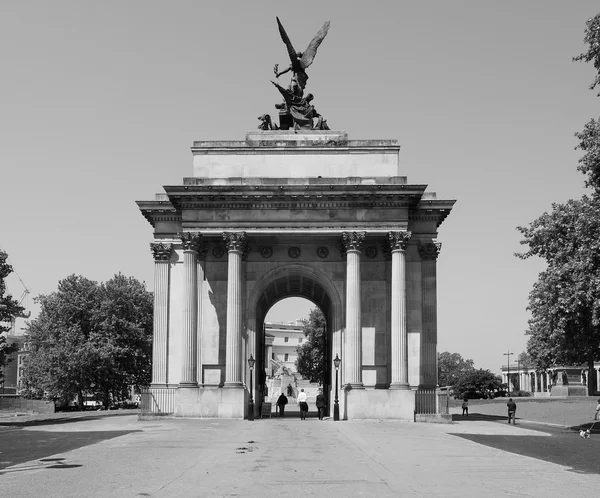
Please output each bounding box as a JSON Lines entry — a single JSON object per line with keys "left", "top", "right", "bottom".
{"left": 1, "top": 409, "right": 600, "bottom": 497}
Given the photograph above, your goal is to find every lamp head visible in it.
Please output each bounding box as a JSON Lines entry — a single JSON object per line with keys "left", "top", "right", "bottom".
{"left": 333, "top": 354, "right": 341, "bottom": 370}
{"left": 248, "top": 355, "right": 255, "bottom": 369}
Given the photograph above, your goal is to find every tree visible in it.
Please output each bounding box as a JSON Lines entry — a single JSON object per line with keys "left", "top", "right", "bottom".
{"left": 23, "top": 273, "right": 153, "bottom": 408}
{"left": 437, "top": 351, "right": 475, "bottom": 388}
{"left": 0, "top": 250, "right": 23, "bottom": 382}
{"left": 295, "top": 307, "right": 326, "bottom": 384}
{"left": 454, "top": 369, "right": 503, "bottom": 399}
{"left": 517, "top": 13, "right": 600, "bottom": 394}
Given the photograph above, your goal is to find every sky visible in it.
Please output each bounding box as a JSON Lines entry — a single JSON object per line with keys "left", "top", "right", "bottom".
{"left": 1, "top": 1, "right": 598, "bottom": 373}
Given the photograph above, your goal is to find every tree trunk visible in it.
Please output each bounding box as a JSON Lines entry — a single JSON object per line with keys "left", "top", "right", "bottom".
{"left": 77, "top": 388, "right": 84, "bottom": 411}
{"left": 588, "top": 357, "right": 595, "bottom": 397}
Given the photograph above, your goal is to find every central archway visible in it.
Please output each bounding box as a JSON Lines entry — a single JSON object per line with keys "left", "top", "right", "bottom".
{"left": 246, "top": 264, "right": 344, "bottom": 418}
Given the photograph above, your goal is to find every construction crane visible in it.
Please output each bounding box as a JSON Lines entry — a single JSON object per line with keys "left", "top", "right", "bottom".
{"left": 0, "top": 249, "right": 30, "bottom": 334}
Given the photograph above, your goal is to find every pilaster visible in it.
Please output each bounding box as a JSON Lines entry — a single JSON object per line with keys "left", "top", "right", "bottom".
{"left": 150, "top": 242, "right": 172, "bottom": 387}
{"left": 342, "top": 231, "right": 365, "bottom": 389}
{"left": 223, "top": 232, "right": 248, "bottom": 388}
{"left": 388, "top": 231, "right": 411, "bottom": 390}
{"left": 418, "top": 240, "right": 441, "bottom": 388}
{"left": 179, "top": 232, "right": 205, "bottom": 388}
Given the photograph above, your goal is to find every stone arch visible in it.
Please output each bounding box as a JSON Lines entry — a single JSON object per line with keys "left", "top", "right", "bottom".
{"left": 245, "top": 263, "right": 345, "bottom": 415}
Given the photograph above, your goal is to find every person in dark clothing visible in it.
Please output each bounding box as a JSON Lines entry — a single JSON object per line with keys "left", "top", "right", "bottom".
{"left": 276, "top": 393, "right": 288, "bottom": 417}
{"left": 507, "top": 398, "right": 517, "bottom": 424}
{"left": 287, "top": 384, "right": 293, "bottom": 396}
{"left": 316, "top": 390, "right": 327, "bottom": 420}
{"left": 461, "top": 399, "right": 469, "bottom": 417}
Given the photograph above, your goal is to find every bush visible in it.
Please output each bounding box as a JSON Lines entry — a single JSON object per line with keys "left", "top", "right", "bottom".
{"left": 507, "top": 390, "right": 530, "bottom": 397}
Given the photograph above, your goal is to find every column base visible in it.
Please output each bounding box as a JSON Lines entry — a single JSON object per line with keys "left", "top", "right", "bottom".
{"left": 178, "top": 382, "right": 198, "bottom": 388}
{"left": 223, "top": 382, "right": 244, "bottom": 389}
{"left": 389, "top": 382, "right": 411, "bottom": 390}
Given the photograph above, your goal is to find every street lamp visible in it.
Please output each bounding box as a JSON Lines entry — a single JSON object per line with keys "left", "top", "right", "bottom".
{"left": 503, "top": 351, "right": 513, "bottom": 394}
{"left": 248, "top": 355, "right": 255, "bottom": 421}
{"left": 333, "top": 354, "right": 341, "bottom": 421}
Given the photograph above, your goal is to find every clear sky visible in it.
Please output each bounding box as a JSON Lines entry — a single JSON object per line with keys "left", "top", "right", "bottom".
{"left": 1, "top": 1, "right": 598, "bottom": 373}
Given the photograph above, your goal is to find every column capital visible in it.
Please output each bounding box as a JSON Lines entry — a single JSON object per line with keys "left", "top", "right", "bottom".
{"left": 223, "top": 231, "right": 249, "bottom": 256}
{"left": 418, "top": 241, "right": 442, "bottom": 261}
{"left": 150, "top": 242, "right": 173, "bottom": 261}
{"left": 341, "top": 231, "right": 366, "bottom": 254}
{"left": 387, "top": 231, "right": 412, "bottom": 252}
{"left": 179, "top": 232, "right": 206, "bottom": 254}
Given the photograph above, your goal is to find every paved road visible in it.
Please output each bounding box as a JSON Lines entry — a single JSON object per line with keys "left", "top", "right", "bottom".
{"left": 1, "top": 414, "right": 600, "bottom": 497}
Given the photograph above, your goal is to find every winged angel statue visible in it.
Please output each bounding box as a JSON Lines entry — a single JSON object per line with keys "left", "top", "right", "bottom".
{"left": 274, "top": 17, "right": 330, "bottom": 94}
{"left": 259, "top": 17, "right": 331, "bottom": 131}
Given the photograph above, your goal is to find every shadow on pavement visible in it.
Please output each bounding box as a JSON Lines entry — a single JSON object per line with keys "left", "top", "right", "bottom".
{"left": 452, "top": 413, "right": 510, "bottom": 422}
{"left": 0, "top": 428, "right": 139, "bottom": 472}
{"left": 451, "top": 420, "right": 600, "bottom": 475}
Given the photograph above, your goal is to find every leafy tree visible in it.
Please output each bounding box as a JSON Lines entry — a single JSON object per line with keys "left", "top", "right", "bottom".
{"left": 295, "top": 307, "right": 326, "bottom": 384}
{"left": 454, "top": 369, "right": 503, "bottom": 399}
{"left": 517, "top": 13, "right": 600, "bottom": 394}
{"left": 437, "top": 351, "right": 475, "bottom": 388}
{"left": 0, "top": 250, "right": 23, "bottom": 381}
{"left": 23, "top": 273, "right": 153, "bottom": 408}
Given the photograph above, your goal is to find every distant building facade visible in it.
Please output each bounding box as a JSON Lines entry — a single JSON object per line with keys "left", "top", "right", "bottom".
{"left": 0, "top": 330, "right": 27, "bottom": 395}
{"left": 264, "top": 321, "right": 304, "bottom": 374}
{"left": 500, "top": 363, "right": 600, "bottom": 396}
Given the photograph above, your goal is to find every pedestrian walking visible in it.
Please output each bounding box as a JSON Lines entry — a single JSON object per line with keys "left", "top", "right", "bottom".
{"left": 461, "top": 399, "right": 469, "bottom": 417}
{"left": 297, "top": 389, "right": 308, "bottom": 420}
{"left": 276, "top": 393, "right": 288, "bottom": 417}
{"left": 507, "top": 398, "right": 517, "bottom": 424}
{"left": 316, "top": 389, "right": 326, "bottom": 420}
{"left": 595, "top": 399, "right": 600, "bottom": 421}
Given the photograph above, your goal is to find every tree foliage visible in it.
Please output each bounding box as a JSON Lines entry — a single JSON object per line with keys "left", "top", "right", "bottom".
{"left": 517, "top": 14, "right": 600, "bottom": 393}
{"left": 454, "top": 369, "right": 503, "bottom": 399}
{"left": 437, "top": 351, "right": 475, "bottom": 388}
{"left": 0, "top": 250, "right": 23, "bottom": 381}
{"left": 23, "top": 273, "right": 153, "bottom": 408}
{"left": 295, "top": 307, "right": 326, "bottom": 384}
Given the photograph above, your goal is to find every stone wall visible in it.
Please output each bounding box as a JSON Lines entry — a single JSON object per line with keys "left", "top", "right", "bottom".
{"left": 0, "top": 397, "right": 55, "bottom": 414}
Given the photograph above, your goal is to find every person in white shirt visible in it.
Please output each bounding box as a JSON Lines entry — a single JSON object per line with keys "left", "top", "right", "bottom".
{"left": 297, "top": 389, "right": 308, "bottom": 420}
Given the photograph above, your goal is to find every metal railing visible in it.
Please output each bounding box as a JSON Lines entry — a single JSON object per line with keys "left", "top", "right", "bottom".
{"left": 140, "top": 387, "right": 175, "bottom": 414}
{"left": 415, "top": 388, "right": 449, "bottom": 415}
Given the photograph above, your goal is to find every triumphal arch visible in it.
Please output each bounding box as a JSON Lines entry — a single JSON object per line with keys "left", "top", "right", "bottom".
{"left": 137, "top": 18, "right": 455, "bottom": 420}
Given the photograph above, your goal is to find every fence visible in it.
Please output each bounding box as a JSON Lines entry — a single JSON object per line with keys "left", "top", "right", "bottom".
{"left": 140, "top": 387, "right": 175, "bottom": 414}
{"left": 414, "top": 389, "right": 449, "bottom": 415}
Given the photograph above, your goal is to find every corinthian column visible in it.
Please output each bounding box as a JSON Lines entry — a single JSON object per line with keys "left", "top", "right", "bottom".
{"left": 179, "top": 232, "right": 205, "bottom": 387}
{"left": 223, "top": 232, "right": 248, "bottom": 388}
{"left": 388, "top": 231, "right": 411, "bottom": 390}
{"left": 342, "top": 231, "right": 365, "bottom": 389}
{"left": 150, "top": 242, "right": 172, "bottom": 387}
{"left": 419, "top": 240, "right": 442, "bottom": 388}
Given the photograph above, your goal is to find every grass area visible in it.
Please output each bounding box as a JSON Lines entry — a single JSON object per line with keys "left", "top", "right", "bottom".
{"left": 452, "top": 397, "right": 600, "bottom": 428}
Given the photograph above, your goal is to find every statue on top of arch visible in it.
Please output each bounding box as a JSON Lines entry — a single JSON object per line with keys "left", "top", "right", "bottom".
{"left": 257, "top": 17, "right": 332, "bottom": 131}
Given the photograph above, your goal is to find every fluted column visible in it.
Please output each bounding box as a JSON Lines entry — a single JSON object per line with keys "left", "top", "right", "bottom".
{"left": 150, "top": 243, "right": 172, "bottom": 386}
{"left": 223, "top": 232, "right": 248, "bottom": 388}
{"left": 388, "top": 231, "right": 411, "bottom": 390}
{"left": 342, "top": 231, "right": 365, "bottom": 389}
{"left": 179, "top": 232, "right": 204, "bottom": 387}
{"left": 419, "top": 240, "right": 442, "bottom": 388}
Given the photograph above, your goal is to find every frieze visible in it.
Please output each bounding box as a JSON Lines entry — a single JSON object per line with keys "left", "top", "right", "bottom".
{"left": 261, "top": 246, "right": 273, "bottom": 259}
{"left": 365, "top": 247, "right": 378, "bottom": 259}
{"left": 418, "top": 241, "right": 442, "bottom": 261}
{"left": 341, "top": 231, "right": 366, "bottom": 253}
{"left": 179, "top": 232, "right": 206, "bottom": 254}
{"left": 212, "top": 246, "right": 225, "bottom": 259}
{"left": 387, "top": 231, "right": 412, "bottom": 252}
{"left": 317, "top": 246, "right": 329, "bottom": 258}
{"left": 288, "top": 247, "right": 301, "bottom": 259}
{"left": 150, "top": 243, "right": 172, "bottom": 261}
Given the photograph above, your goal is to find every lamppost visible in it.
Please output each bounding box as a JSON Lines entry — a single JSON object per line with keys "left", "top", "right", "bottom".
{"left": 503, "top": 351, "right": 513, "bottom": 394}
{"left": 333, "top": 354, "right": 341, "bottom": 421}
{"left": 248, "top": 355, "right": 255, "bottom": 421}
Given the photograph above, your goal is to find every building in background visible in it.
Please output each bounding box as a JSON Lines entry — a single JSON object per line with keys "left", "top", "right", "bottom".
{"left": 264, "top": 320, "right": 304, "bottom": 375}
